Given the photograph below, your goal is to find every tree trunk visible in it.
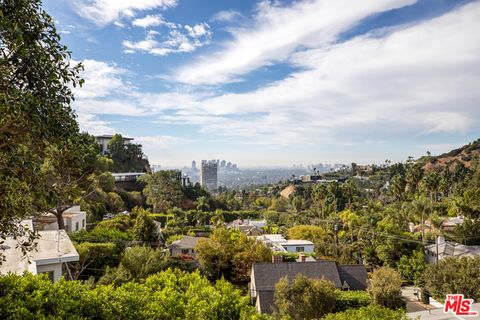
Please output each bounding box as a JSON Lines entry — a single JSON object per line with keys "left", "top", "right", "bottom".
{"left": 56, "top": 206, "right": 66, "bottom": 230}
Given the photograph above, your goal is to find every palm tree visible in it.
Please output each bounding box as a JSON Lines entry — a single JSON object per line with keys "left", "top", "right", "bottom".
{"left": 410, "top": 197, "right": 431, "bottom": 245}
{"left": 195, "top": 196, "right": 210, "bottom": 212}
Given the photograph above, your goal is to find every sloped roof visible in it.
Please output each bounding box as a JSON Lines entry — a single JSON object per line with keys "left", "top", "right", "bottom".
{"left": 169, "top": 236, "right": 202, "bottom": 249}
{"left": 251, "top": 261, "right": 368, "bottom": 314}
{"left": 252, "top": 261, "right": 342, "bottom": 291}
{"left": 337, "top": 265, "right": 368, "bottom": 290}
{"left": 257, "top": 291, "right": 276, "bottom": 314}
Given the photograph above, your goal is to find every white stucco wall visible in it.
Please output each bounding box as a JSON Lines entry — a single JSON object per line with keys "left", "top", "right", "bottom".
{"left": 281, "top": 244, "right": 314, "bottom": 253}
{"left": 36, "top": 263, "right": 63, "bottom": 282}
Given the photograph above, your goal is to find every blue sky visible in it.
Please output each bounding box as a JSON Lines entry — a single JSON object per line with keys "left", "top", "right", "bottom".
{"left": 44, "top": 0, "right": 480, "bottom": 168}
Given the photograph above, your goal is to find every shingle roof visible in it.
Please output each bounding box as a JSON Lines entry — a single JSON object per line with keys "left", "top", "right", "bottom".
{"left": 257, "top": 291, "right": 276, "bottom": 314}
{"left": 252, "top": 261, "right": 342, "bottom": 291}
{"left": 169, "top": 236, "right": 202, "bottom": 249}
{"left": 251, "top": 261, "right": 368, "bottom": 314}
{"left": 337, "top": 265, "right": 368, "bottom": 290}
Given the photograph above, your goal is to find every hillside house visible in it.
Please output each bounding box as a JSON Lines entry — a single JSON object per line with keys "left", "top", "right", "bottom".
{"left": 0, "top": 220, "right": 79, "bottom": 282}
{"left": 249, "top": 259, "right": 368, "bottom": 314}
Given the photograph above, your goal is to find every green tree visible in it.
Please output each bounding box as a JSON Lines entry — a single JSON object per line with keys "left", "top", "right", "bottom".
{"left": 68, "top": 242, "right": 117, "bottom": 280}
{"left": 0, "top": 0, "right": 82, "bottom": 253}
{"left": 98, "top": 246, "right": 167, "bottom": 286}
{"left": 287, "top": 225, "right": 327, "bottom": 243}
{"left": 0, "top": 270, "right": 266, "bottom": 320}
{"left": 368, "top": 267, "right": 404, "bottom": 309}
{"left": 422, "top": 256, "right": 480, "bottom": 301}
{"left": 195, "top": 195, "right": 210, "bottom": 211}
{"left": 323, "top": 305, "right": 407, "bottom": 320}
{"left": 107, "top": 134, "right": 147, "bottom": 172}
{"left": 274, "top": 274, "right": 336, "bottom": 319}
{"left": 396, "top": 250, "right": 426, "bottom": 285}
{"left": 195, "top": 228, "right": 271, "bottom": 282}
{"left": 132, "top": 208, "right": 158, "bottom": 242}
{"left": 40, "top": 133, "right": 102, "bottom": 229}
{"left": 139, "top": 170, "right": 184, "bottom": 212}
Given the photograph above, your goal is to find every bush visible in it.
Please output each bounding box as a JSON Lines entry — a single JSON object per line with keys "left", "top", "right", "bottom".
{"left": 368, "top": 267, "right": 405, "bottom": 309}
{"left": 334, "top": 290, "right": 372, "bottom": 312}
{"left": 422, "top": 256, "right": 480, "bottom": 301}
{"left": 0, "top": 270, "right": 266, "bottom": 320}
{"left": 323, "top": 305, "right": 407, "bottom": 320}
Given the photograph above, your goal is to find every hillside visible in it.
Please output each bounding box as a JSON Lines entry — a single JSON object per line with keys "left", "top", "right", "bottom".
{"left": 422, "top": 138, "right": 480, "bottom": 171}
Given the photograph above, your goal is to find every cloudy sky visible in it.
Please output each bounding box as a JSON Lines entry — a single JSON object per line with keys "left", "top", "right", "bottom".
{"left": 44, "top": 0, "right": 480, "bottom": 168}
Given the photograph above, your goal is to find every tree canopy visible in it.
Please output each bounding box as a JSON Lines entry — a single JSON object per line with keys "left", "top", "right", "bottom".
{"left": 0, "top": 0, "right": 82, "bottom": 254}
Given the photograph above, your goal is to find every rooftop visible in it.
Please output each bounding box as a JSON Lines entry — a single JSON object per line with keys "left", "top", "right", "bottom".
{"left": 169, "top": 236, "right": 203, "bottom": 249}
{"left": 95, "top": 135, "right": 133, "bottom": 140}
{"left": 281, "top": 240, "right": 314, "bottom": 246}
{"left": 1, "top": 230, "right": 79, "bottom": 275}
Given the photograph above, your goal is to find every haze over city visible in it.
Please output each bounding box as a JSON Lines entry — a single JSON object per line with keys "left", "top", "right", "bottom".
{"left": 43, "top": 0, "right": 480, "bottom": 167}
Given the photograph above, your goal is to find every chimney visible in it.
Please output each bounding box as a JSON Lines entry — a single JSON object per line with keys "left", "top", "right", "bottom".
{"left": 272, "top": 255, "right": 283, "bottom": 263}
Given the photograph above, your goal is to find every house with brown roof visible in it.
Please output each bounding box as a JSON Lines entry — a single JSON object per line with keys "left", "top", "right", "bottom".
{"left": 249, "top": 259, "right": 368, "bottom": 314}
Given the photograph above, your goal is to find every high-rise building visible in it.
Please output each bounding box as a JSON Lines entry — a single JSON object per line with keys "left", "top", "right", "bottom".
{"left": 200, "top": 161, "right": 218, "bottom": 191}
{"left": 220, "top": 160, "right": 226, "bottom": 168}
{"left": 192, "top": 160, "right": 197, "bottom": 171}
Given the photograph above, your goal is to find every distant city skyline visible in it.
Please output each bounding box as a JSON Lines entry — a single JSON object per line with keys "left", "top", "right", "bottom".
{"left": 43, "top": 0, "right": 480, "bottom": 167}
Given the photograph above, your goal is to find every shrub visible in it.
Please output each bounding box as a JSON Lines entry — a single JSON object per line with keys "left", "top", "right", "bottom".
{"left": 334, "top": 290, "right": 372, "bottom": 312}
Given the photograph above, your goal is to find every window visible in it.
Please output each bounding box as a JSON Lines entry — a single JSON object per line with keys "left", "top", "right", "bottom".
{"left": 39, "top": 271, "right": 55, "bottom": 282}
{"left": 181, "top": 249, "right": 189, "bottom": 255}
{"left": 75, "top": 222, "right": 79, "bottom": 231}
{"left": 82, "top": 219, "right": 85, "bottom": 228}
{"left": 295, "top": 247, "right": 305, "bottom": 252}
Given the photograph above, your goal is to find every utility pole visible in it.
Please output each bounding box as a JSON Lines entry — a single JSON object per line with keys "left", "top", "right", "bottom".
{"left": 421, "top": 210, "right": 425, "bottom": 246}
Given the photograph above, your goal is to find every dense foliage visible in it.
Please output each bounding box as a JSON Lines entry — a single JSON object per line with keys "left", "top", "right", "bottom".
{"left": 0, "top": 0, "right": 82, "bottom": 254}
{"left": 422, "top": 256, "right": 480, "bottom": 301}
{"left": 274, "top": 274, "right": 336, "bottom": 319}
{"left": 0, "top": 270, "right": 267, "bottom": 320}
{"left": 322, "top": 305, "right": 407, "bottom": 320}
{"left": 196, "top": 228, "right": 271, "bottom": 283}
{"left": 368, "top": 267, "right": 404, "bottom": 309}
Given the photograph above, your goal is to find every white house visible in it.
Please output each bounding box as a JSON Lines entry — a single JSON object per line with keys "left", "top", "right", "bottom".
{"left": 33, "top": 205, "right": 87, "bottom": 232}
{"left": 256, "top": 234, "right": 314, "bottom": 253}
{"left": 95, "top": 134, "right": 133, "bottom": 155}
{"left": 425, "top": 237, "right": 480, "bottom": 263}
{"left": 168, "top": 236, "right": 202, "bottom": 257}
{"left": 280, "top": 240, "right": 314, "bottom": 253}
{"left": 1, "top": 221, "right": 79, "bottom": 282}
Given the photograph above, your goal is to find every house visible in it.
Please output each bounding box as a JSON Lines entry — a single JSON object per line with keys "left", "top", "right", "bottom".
{"left": 256, "top": 234, "right": 314, "bottom": 253}
{"left": 249, "top": 259, "right": 368, "bottom": 314}
{"left": 33, "top": 206, "right": 87, "bottom": 232}
{"left": 425, "top": 237, "right": 480, "bottom": 263}
{"left": 0, "top": 220, "right": 79, "bottom": 282}
{"left": 95, "top": 134, "right": 133, "bottom": 155}
{"left": 168, "top": 236, "right": 202, "bottom": 257}
{"left": 227, "top": 219, "right": 266, "bottom": 236}
{"left": 441, "top": 216, "right": 464, "bottom": 232}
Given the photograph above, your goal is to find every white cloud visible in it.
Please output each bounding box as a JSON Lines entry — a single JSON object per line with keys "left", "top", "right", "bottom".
{"left": 164, "top": 2, "right": 480, "bottom": 144}
{"left": 76, "top": 113, "right": 116, "bottom": 136}
{"left": 135, "top": 135, "right": 194, "bottom": 149}
{"left": 210, "top": 10, "right": 242, "bottom": 23}
{"left": 74, "top": 2, "right": 480, "bottom": 155}
{"left": 132, "top": 14, "right": 166, "bottom": 28}
{"left": 74, "top": 60, "right": 129, "bottom": 100}
{"left": 75, "top": 0, "right": 178, "bottom": 26}
{"left": 173, "top": 0, "right": 417, "bottom": 85}
{"left": 122, "top": 22, "right": 212, "bottom": 56}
